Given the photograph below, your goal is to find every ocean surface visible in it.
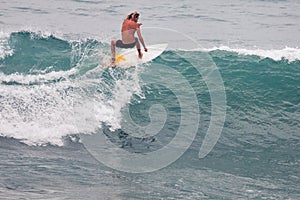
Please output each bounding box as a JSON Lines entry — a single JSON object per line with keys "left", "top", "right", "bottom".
{"left": 1, "top": 0, "right": 300, "bottom": 199}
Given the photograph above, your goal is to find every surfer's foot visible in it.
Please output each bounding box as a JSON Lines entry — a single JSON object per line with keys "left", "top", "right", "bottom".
{"left": 111, "top": 58, "right": 116, "bottom": 67}
{"left": 111, "top": 62, "right": 116, "bottom": 67}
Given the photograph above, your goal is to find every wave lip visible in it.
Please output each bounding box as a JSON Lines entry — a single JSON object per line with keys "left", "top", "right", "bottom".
{"left": 201, "top": 46, "right": 300, "bottom": 62}
{"left": 0, "top": 31, "right": 14, "bottom": 59}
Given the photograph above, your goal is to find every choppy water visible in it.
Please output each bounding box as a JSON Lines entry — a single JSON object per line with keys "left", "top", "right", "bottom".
{"left": 1, "top": 0, "right": 300, "bottom": 199}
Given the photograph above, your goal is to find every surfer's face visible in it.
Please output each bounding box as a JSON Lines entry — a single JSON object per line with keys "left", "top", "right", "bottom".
{"left": 133, "top": 16, "right": 139, "bottom": 22}
{"left": 132, "top": 13, "right": 139, "bottom": 22}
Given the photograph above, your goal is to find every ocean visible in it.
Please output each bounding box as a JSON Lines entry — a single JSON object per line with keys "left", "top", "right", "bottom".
{"left": 1, "top": 0, "right": 300, "bottom": 199}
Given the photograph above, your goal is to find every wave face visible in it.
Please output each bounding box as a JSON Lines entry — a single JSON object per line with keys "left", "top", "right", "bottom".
{"left": 0, "top": 31, "right": 299, "bottom": 198}
{"left": 0, "top": 31, "right": 299, "bottom": 146}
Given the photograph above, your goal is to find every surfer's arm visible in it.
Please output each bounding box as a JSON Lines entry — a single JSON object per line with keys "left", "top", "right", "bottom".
{"left": 136, "top": 28, "right": 147, "bottom": 51}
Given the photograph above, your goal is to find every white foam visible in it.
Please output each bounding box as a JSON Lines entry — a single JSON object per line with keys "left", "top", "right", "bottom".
{"left": 201, "top": 46, "right": 300, "bottom": 62}
{"left": 0, "top": 31, "right": 14, "bottom": 59}
{"left": 107, "top": 68, "right": 143, "bottom": 130}
{"left": 0, "top": 66, "right": 143, "bottom": 146}
{"left": 0, "top": 68, "right": 78, "bottom": 85}
{"left": 0, "top": 81, "right": 78, "bottom": 146}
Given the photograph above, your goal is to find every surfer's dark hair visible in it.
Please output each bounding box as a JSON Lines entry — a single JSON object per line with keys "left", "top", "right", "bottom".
{"left": 127, "top": 11, "right": 139, "bottom": 20}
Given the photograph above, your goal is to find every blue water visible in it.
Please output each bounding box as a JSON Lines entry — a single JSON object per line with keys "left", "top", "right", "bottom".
{"left": 1, "top": 0, "right": 300, "bottom": 199}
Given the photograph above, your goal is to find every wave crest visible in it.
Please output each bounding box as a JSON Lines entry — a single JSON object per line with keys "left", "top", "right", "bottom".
{"left": 202, "top": 46, "right": 300, "bottom": 62}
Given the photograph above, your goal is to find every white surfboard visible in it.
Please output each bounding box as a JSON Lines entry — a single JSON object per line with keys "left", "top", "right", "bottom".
{"left": 114, "top": 43, "right": 168, "bottom": 68}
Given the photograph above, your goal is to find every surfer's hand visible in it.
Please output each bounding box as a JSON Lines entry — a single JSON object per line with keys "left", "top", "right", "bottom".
{"left": 137, "top": 23, "right": 142, "bottom": 27}
{"left": 144, "top": 48, "right": 148, "bottom": 52}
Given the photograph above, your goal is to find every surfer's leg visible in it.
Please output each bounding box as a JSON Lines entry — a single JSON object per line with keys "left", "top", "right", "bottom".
{"left": 111, "top": 40, "right": 117, "bottom": 64}
{"left": 135, "top": 38, "right": 143, "bottom": 59}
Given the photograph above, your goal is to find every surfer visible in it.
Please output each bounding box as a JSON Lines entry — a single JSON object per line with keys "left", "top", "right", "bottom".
{"left": 111, "top": 11, "right": 148, "bottom": 65}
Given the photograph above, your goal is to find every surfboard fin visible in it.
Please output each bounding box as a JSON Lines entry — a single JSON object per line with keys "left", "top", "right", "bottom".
{"left": 116, "top": 54, "right": 126, "bottom": 64}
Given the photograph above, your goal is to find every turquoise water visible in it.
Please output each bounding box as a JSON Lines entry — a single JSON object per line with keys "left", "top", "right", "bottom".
{"left": 1, "top": 0, "right": 300, "bottom": 199}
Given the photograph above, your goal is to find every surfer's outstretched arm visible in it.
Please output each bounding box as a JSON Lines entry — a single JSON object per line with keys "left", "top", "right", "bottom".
{"left": 137, "top": 28, "right": 147, "bottom": 52}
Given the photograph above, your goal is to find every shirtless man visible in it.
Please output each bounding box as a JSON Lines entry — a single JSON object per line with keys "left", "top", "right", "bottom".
{"left": 111, "top": 11, "right": 147, "bottom": 65}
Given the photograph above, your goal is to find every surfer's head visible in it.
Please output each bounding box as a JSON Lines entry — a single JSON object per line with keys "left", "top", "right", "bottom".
{"left": 127, "top": 11, "right": 139, "bottom": 21}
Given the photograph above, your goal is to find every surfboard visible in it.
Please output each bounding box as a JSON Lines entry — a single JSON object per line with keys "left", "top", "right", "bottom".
{"left": 114, "top": 43, "right": 168, "bottom": 68}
